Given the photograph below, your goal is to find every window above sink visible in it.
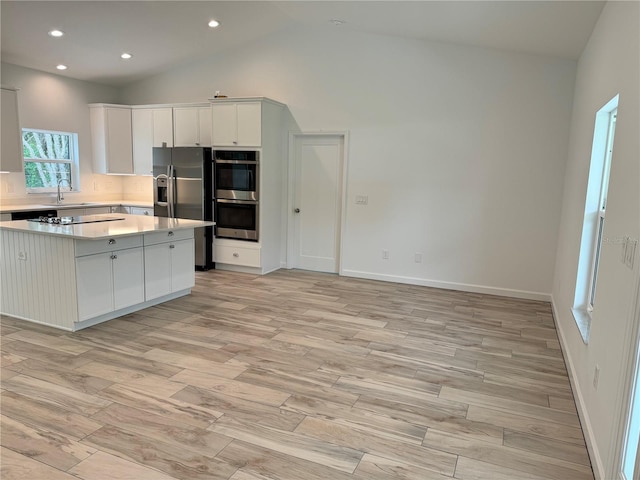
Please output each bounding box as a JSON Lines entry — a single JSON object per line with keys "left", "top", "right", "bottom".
{"left": 22, "top": 128, "right": 81, "bottom": 194}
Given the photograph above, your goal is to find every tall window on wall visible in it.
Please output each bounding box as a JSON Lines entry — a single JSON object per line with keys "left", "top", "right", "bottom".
{"left": 572, "top": 95, "right": 618, "bottom": 342}
{"left": 22, "top": 128, "right": 80, "bottom": 193}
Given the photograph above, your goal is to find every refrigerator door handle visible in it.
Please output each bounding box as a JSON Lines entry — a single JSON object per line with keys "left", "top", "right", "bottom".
{"left": 168, "top": 164, "right": 176, "bottom": 218}
{"left": 166, "top": 166, "right": 172, "bottom": 217}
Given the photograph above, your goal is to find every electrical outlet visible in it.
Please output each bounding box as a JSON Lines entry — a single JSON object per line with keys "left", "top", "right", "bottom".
{"left": 593, "top": 365, "right": 600, "bottom": 389}
{"left": 414, "top": 253, "right": 423, "bottom": 263}
{"left": 382, "top": 249, "right": 389, "bottom": 260}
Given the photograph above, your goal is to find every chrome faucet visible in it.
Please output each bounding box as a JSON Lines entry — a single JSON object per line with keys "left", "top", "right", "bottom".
{"left": 57, "top": 177, "right": 72, "bottom": 204}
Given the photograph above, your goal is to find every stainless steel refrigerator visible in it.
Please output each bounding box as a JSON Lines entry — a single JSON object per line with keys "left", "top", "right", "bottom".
{"left": 153, "top": 147, "right": 213, "bottom": 269}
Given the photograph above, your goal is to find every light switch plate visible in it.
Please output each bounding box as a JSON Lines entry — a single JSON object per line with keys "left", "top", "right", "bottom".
{"left": 625, "top": 238, "right": 637, "bottom": 269}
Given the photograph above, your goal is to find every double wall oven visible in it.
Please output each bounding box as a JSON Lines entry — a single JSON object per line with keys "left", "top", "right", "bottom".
{"left": 213, "top": 150, "right": 259, "bottom": 241}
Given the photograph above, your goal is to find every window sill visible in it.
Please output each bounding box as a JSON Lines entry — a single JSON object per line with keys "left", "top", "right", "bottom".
{"left": 571, "top": 307, "right": 591, "bottom": 344}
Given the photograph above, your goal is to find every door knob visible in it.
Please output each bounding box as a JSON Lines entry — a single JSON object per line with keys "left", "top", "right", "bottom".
{"left": 294, "top": 208, "right": 300, "bottom": 213}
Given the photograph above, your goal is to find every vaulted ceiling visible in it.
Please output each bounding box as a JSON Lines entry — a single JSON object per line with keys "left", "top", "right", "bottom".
{"left": 1, "top": 1, "right": 605, "bottom": 87}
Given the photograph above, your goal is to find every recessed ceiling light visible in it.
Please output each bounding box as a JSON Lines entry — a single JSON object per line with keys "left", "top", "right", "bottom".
{"left": 208, "top": 19, "right": 220, "bottom": 28}
{"left": 56, "top": 64, "right": 67, "bottom": 70}
{"left": 49, "top": 29, "right": 64, "bottom": 37}
{"left": 121, "top": 53, "right": 133, "bottom": 60}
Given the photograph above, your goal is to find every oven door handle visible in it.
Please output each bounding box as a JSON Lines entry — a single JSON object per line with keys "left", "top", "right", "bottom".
{"left": 216, "top": 198, "right": 259, "bottom": 205}
{"left": 214, "top": 159, "right": 258, "bottom": 165}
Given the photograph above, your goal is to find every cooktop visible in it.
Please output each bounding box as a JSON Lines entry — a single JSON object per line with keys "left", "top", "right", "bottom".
{"left": 27, "top": 215, "right": 126, "bottom": 225}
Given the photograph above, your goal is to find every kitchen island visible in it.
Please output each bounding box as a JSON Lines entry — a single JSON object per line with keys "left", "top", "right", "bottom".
{"left": 0, "top": 214, "right": 213, "bottom": 331}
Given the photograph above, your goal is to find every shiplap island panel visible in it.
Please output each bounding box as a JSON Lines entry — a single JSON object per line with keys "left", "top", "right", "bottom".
{"left": 0, "top": 214, "right": 213, "bottom": 331}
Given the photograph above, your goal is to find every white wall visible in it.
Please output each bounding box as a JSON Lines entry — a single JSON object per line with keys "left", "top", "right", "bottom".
{"left": 551, "top": 2, "right": 640, "bottom": 478}
{"left": 0, "top": 63, "right": 125, "bottom": 205}
{"left": 121, "top": 26, "right": 576, "bottom": 299}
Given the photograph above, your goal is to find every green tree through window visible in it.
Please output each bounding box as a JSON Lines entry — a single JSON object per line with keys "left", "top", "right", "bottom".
{"left": 22, "top": 129, "right": 78, "bottom": 191}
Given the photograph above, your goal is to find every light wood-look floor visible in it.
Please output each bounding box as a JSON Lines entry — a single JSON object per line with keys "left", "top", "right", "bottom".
{"left": 1, "top": 269, "right": 593, "bottom": 480}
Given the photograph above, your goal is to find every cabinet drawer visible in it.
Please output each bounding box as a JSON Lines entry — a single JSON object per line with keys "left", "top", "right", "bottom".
{"left": 75, "top": 235, "right": 143, "bottom": 257}
{"left": 130, "top": 207, "right": 153, "bottom": 216}
{"left": 214, "top": 244, "right": 261, "bottom": 267}
{"left": 144, "top": 229, "right": 193, "bottom": 246}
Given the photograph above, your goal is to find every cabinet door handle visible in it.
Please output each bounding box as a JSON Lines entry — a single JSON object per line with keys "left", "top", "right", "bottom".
{"left": 233, "top": 141, "right": 237, "bottom": 145}
{"left": 111, "top": 254, "right": 117, "bottom": 260}
{"left": 108, "top": 239, "right": 116, "bottom": 245}
{"left": 169, "top": 244, "right": 175, "bottom": 249}
{"left": 233, "top": 252, "right": 239, "bottom": 257}
{"left": 144, "top": 211, "right": 149, "bottom": 215}
{"left": 168, "top": 231, "right": 174, "bottom": 237}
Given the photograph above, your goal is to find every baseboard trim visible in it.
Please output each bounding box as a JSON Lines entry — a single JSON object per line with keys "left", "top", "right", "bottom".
{"left": 340, "top": 269, "right": 551, "bottom": 301}
{"left": 551, "top": 296, "right": 604, "bottom": 479}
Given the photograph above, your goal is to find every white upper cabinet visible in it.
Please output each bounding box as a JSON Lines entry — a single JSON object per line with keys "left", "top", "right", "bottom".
{"left": 1, "top": 87, "right": 24, "bottom": 173}
{"left": 153, "top": 108, "right": 174, "bottom": 148}
{"left": 211, "top": 100, "right": 261, "bottom": 147}
{"left": 89, "top": 104, "right": 134, "bottom": 174}
{"left": 173, "top": 106, "right": 211, "bottom": 147}
{"left": 132, "top": 107, "right": 173, "bottom": 175}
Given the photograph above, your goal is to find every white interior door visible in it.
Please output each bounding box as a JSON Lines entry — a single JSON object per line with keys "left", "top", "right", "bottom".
{"left": 291, "top": 134, "right": 344, "bottom": 273}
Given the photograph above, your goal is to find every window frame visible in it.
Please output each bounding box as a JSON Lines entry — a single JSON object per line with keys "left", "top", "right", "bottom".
{"left": 22, "top": 127, "right": 80, "bottom": 194}
{"left": 587, "top": 109, "right": 616, "bottom": 312}
{"left": 572, "top": 95, "right": 619, "bottom": 343}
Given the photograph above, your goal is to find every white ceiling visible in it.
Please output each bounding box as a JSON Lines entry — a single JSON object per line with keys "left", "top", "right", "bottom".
{"left": 1, "top": 1, "right": 605, "bottom": 87}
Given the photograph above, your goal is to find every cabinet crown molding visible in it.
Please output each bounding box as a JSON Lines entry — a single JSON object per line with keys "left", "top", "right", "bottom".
{"left": 209, "top": 96, "right": 285, "bottom": 108}
{"left": 89, "top": 102, "right": 211, "bottom": 109}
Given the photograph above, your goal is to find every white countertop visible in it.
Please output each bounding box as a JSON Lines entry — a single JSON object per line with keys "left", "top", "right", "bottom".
{"left": 0, "top": 201, "right": 152, "bottom": 213}
{"left": 0, "top": 214, "right": 213, "bottom": 240}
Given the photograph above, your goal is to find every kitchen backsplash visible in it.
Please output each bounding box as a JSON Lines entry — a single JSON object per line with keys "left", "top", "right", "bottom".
{"left": 0, "top": 172, "right": 152, "bottom": 205}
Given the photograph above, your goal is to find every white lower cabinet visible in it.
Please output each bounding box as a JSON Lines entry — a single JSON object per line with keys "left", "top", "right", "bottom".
{"left": 0, "top": 227, "right": 198, "bottom": 331}
{"left": 59, "top": 206, "right": 112, "bottom": 217}
{"left": 214, "top": 242, "right": 261, "bottom": 267}
{"left": 130, "top": 207, "right": 153, "bottom": 216}
{"left": 75, "top": 236, "right": 145, "bottom": 321}
{"left": 144, "top": 230, "right": 194, "bottom": 301}
{"left": 119, "top": 206, "right": 153, "bottom": 216}
{"left": 86, "top": 207, "right": 112, "bottom": 215}
{"left": 62, "top": 208, "right": 85, "bottom": 217}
